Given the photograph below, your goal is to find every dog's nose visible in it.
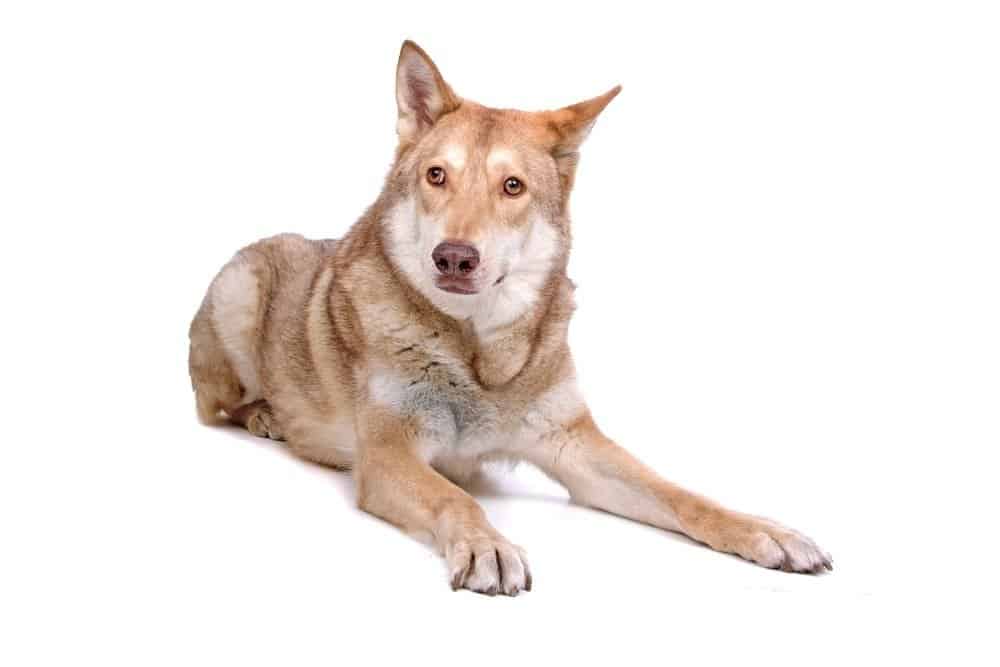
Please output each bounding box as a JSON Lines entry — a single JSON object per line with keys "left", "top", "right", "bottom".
{"left": 432, "top": 242, "right": 480, "bottom": 276}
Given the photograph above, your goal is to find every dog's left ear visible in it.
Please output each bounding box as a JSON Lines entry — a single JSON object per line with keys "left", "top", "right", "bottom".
{"left": 395, "top": 41, "right": 461, "bottom": 149}
{"left": 544, "top": 85, "right": 622, "bottom": 191}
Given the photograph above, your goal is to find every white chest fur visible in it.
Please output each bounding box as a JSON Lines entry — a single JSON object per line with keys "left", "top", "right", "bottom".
{"left": 367, "top": 343, "right": 585, "bottom": 471}
{"left": 356, "top": 288, "right": 584, "bottom": 472}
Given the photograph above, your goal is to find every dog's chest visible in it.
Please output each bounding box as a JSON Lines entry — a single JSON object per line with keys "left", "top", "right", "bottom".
{"left": 367, "top": 322, "right": 515, "bottom": 451}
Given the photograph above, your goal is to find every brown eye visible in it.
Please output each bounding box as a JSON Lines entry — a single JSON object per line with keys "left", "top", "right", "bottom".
{"left": 503, "top": 177, "right": 524, "bottom": 196}
{"left": 427, "top": 166, "right": 446, "bottom": 186}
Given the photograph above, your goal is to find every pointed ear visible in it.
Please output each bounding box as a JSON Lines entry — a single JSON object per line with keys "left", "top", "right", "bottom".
{"left": 543, "top": 85, "right": 621, "bottom": 190}
{"left": 395, "top": 41, "right": 460, "bottom": 147}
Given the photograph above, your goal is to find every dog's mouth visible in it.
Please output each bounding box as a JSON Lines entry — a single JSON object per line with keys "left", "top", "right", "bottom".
{"left": 434, "top": 273, "right": 505, "bottom": 295}
{"left": 435, "top": 276, "right": 479, "bottom": 295}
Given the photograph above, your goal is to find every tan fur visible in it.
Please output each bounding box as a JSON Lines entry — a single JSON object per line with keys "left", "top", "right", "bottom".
{"left": 189, "top": 41, "right": 831, "bottom": 596}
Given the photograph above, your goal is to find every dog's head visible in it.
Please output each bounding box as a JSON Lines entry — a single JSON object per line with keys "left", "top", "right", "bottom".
{"left": 382, "top": 41, "right": 619, "bottom": 330}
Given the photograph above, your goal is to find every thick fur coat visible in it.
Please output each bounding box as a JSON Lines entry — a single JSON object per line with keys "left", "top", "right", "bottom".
{"left": 189, "top": 41, "right": 831, "bottom": 596}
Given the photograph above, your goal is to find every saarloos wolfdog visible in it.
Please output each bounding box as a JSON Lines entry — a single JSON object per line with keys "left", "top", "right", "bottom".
{"left": 189, "top": 41, "right": 831, "bottom": 596}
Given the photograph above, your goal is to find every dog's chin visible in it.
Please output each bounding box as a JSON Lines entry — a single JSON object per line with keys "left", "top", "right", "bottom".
{"left": 435, "top": 276, "right": 480, "bottom": 295}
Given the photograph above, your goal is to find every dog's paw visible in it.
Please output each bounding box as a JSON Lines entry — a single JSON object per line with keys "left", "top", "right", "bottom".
{"left": 246, "top": 406, "right": 282, "bottom": 441}
{"left": 741, "top": 519, "right": 832, "bottom": 574}
{"left": 446, "top": 532, "right": 531, "bottom": 596}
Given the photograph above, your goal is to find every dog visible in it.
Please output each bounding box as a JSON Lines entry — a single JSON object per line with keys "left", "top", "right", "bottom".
{"left": 189, "top": 41, "right": 832, "bottom": 596}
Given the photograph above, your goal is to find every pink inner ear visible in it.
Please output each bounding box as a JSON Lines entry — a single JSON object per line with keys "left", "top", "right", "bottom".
{"left": 406, "top": 69, "right": 434, "bottom": 128}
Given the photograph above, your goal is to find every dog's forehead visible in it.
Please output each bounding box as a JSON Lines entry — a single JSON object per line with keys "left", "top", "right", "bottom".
{"left": 427, "top": 105, "right": 554, "bottom": 167}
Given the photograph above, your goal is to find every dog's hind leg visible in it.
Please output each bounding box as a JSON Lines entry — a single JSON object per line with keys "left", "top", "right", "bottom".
{"left": 188, "top": 295, "right": 245, "bottom": 424}
{"left": 237, "top": 401, "right": 282, "bottom": 441}
{"left": 228, "top": 400, "right": 284, "bottom": 441}
{"left": 188, "top": 251, "right": 267, "bottom": 425}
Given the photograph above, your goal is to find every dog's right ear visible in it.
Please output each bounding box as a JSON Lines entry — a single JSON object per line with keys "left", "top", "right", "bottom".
{"left": 395, "top": 41, "right": 460, "bottom": 149}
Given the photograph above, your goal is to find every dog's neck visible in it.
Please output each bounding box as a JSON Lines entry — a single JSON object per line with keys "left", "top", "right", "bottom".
{"left": 466, "top": 267, "right": 574, "bottom": 388}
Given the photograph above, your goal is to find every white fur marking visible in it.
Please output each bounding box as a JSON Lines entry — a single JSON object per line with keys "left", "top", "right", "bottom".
{"left": 473, "top": 214, "right": 560, "bottom": 337}
{"left": 573, "top": 477, "right": 682, "bottom": 533}
{"left": 368, "top": 367, "right": 407, "bottom": 411}
{"left": 487, "top": 148, "right": 515, "bottom": 170}
{"left": 210, "top": 261, "right": 261, "bottom": 403}
{"left": 443, "top": 144, "right": 466, "bottom": 171}
{"left": 522, "top": 377, "right": 586, "bottom": 434}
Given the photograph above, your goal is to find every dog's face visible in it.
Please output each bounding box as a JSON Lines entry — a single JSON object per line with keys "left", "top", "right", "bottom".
{"left": 382, "top": 42, "right": 619, "bottom": 331}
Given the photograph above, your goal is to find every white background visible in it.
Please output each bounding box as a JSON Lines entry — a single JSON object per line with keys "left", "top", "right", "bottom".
{"left": 2, "top": 1, "right": 998, "bottom": 664}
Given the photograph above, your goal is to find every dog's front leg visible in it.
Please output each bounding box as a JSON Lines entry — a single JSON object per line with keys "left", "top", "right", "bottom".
{"left": 523, "top": 412, "right": 831, "bottom": 573}
{"left": 355, "top": 406, "right": 531, "bottom": 595}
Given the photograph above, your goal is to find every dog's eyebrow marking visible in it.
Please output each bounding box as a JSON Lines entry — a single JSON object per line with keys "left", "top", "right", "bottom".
{"left": 487, "top": 148, "right": 515, "bottom": 170}
{"left": 443, "top": 144, "right": 466, "bottom": 170}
